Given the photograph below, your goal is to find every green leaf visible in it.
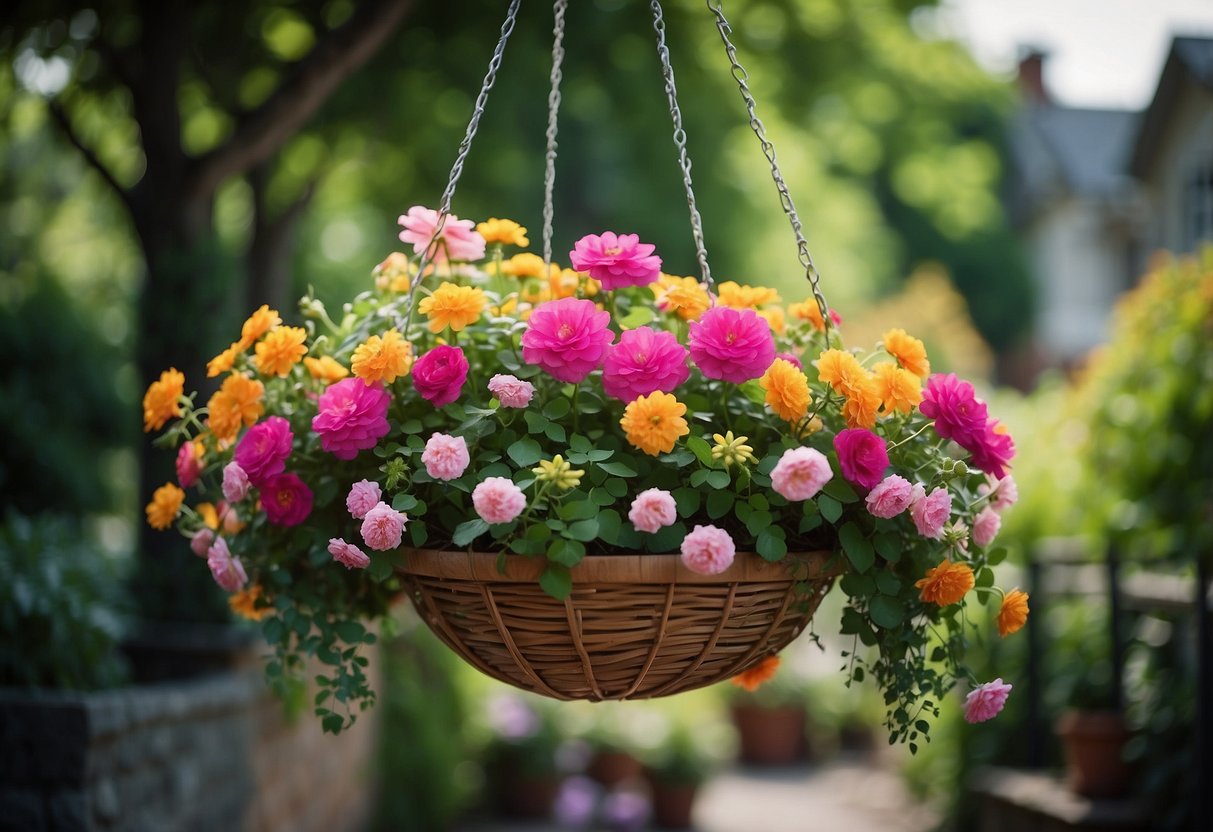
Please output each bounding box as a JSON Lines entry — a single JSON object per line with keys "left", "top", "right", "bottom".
{"left": 598, "top": 461, "right": 637, "bottom": 477}
{"left": 705, "top": 470, "right": 730, "bottom": 489}
{"left": 604, "top": 477, "right": 629, "bottom": 498}
{"left": 507, "top": 438, "right": 544, "bottom": 468}
{"left": 756, "top": 526, "right": 788, "bottom": 561}
{"left": 409, "top": 521, "right": 428, "bottom": 547}
{"left": 545, "top": 423, "right": 567, "bottom": 443}
{"left": 824, "top": 480, "right": 860, "bottom": 504}
{"left": 589, "top": 487, "right": 615, "bottom": 506}
{"left": 452, "top": 518, "right": 490, "bottom": 546}
{"left": 543, "top": 397, "right": 571, "bottom": 420}
{"left": 839, "top": 522, "right": 875, "bottom": 573}
{"left": 975, "top": 567, "right": 995, "bottom": 588}
{"left": 818, "top": 494, "right": 843, "bottom": 524}
{"left": 799, "top": 513, "right": 823, "bottom": 534}
{"left": 706, "top": 490, "right": 734, "bottom": 519}
{"left": 874, "top": 533, "right": 902, "bottom": 563}
{"left": 321, "top": 714, "right": 345, "bottom": 735}
{"left": 749, "top": 493, "right": 769, "bottom": 511}
{"left": 645, "top": 521, "right": 687, "bottom": 554}
{"left": 539, "top": 563, "right": 572, "bottom": 599}
{"left": 392, "top": 493, "right": 418, "bottom": 511}
{"left": 368, "top": 552, "right": 393, "bottom": 582}
{"left": 618, "top": 305, "right": 655, "bottom": 329}
{"left": 314, "top": 477, "right": 339, "bottom": 507}
{"left": 840, "top": 573, "right": 876, "bottom": 597}
{"left": 597, "top": 509, "right": 621, "bottom": 544}
{"left": 524, "top": 410, "right": 550, "bottom": 435}
{"left": 672, "top": 488, "right": 700, "bottom": 517}
{"left": 689, "top": 469, "right": 710, "bottom": 488}
{"left": 987, "top": 547, "right": 1008, "bottom": 566}
{"left": 547, "top": 538, "right": 586, "bottom": 567}
{"left": 569, "top": 434, "right": 592, "bottom": 453}
{"left": 558, "top": 500, "right": 598, "bottom": 520}
{"left": 744, "top": 510, "right": 773, "bottom": 537}
{"left": 686, "top": 435, "right": 715, "bottom": 467}
{"left": 869, "top": 595, "right": 905, "bottom": 628}
{"left": 335, "top": 621, "right": 365, "bottom": 643}
{"left": 566, "top": 518, "right": 599, "bottom": 542}
{"left": 874, "top": 571, "right": 902, "bottom": 595}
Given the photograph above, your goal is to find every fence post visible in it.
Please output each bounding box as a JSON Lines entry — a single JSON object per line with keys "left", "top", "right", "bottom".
{"left": 1025, "top": 556, "right": 1045, "bottom": 768}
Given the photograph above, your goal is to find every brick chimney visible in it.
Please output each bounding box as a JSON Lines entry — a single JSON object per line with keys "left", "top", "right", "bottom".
{"left": 1017, "top": 47, "right": 1050, "bottom": 105}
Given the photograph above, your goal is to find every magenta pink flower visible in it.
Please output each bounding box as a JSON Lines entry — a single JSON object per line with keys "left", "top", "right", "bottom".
{"left": 190, "top": 527, "right": 216, "bottom": 558}
{"left": 521, "top": 297, "right": 613, "bottom": 383}
{"left": 422, "top": 433, "right": 470, "bottom": 481}
{"left": 233, "top": 415, "right": 293, "bottom": 486}
{"left": 687, "top": 306, "right": 776, "bottom": 383}
{"left": 312, "top": 377, "right": 391, "bottom": 460}
{"left": 968, "top": 426, "right": 1016, "bottom": 480}
{"left": 472, "top": 477, "right": 527, "bottom": 524}
{"left": 222, "top": 462, "right": 250, "bottom": 503}
{"left": 920, "top": 374, "right": 988, "bottom": 448}
{"left": 176, "top": 442, "right": 202, "bottom": 488}
{"left": 488, "top": 374, "right": 535, "bottom": 408}
{"left": 865, "top": 474, "right": 914, "bottom": 519}
{"left": 206, "top": 537, "right": 248, "bottom": 592}
{"left": 964, "top": 678, "right": 1012, "bottom": 724}
{"left": 328, "top": 538, "right": 371, "bottom": 570}
{"left": 771, "top": 447, "right": 833, "bottom": 501}
{"left": 628, "top": 488, "right": 678, "bottom": 533}
{"left": 568, "top": 231, "right": 662, "bottom": 290}
{"left": 910, "top": 485, "right": 951, "bottom": 540}
{"left": 680, "top": 524, "right": 736, "bottom": 575}
{"left": 346, "top": 479, "right": 382, "bottom": 520}
{"left": 412, "top": 345, "right": 469, "bottom": 407}
{"left": 397, "top": 205, "right": 486, "bottom": 262}
{"left": 833, "top": 429, "right": 890, "bottom": 491}
{"left": 980, "top": 474, "right": 1019, "bottom": 513}
{"left": 601, "top": 326, "right": 690, "bottom": 403}
{"left": 260, "top": 472, "right": 313, "bottom": 527}
{"left": 775, "top": 351, "right": 803, "bottom": 370}
{"left": 360, "top": 501, "right": 408, "bottom": 551}
{"left": 972, "top": 507, "right": 1002, "bottom": 548}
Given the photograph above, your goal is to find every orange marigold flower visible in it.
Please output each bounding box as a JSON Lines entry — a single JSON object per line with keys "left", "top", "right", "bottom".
{"left": 815, "top": 348, "right": 865, "bottom": 390}
{"left": 197, "top": 501, "right": 220, "bottom": 529}
{"left": 731, "top": 655, "right": 782, "bottom": 692}
{"left": 873, "top": 361, "right": 923, "bottom": 414}
{"left": 303, "top": 355, "right": 349, "bottom": 384}
{"left": 145, "top": 483, "right": 185, "bottom": 530}
{"left": 997, "top": 588, "right": 1030, "bottom": 637}
{"left": 207, "top": 343, "right": 243, "bottom": 378}
{"left": 757, "top": 306, "right": 787, "bottom": 334}
{"left": 373, "top": 252, "right": 416, "bottom": 292}
{"left": 717, "top": 280, "right": 780, "bottom": 309}
{"left": 760, "top": 359, "right": 811, "bottom": 422}
{"left": 502, "top": 252, "right": 558, "bottom": 280}
{"left": 655, "top": 275, "right": 711, "bottom": 321}
{"left": 206, "top": 373, "right": 265, "bottom": 442}
{"left": 254, "top": 326, "right": 308, "bottom": 377}
{"left": 142, "top": 368, "right": 185, "bottom": 432}
{"left": 352, "top": 328, "right": 413, "bottom": 384}
{"left": 229, "top": 585, "right": 270, "bottom": 621}
{"left": 620, "top": 391, "right": 690, "bottom": 456}
{"left": 239, "top": 304, "right": 282, "bottom": 349}
{"left": 789, "top": 298, "right": 833, "bottom": 331}
{"left": 476, "top": 217, "right": 529, "bottom": 247}
{"left": 915, "top": 559, "right": 975, "bottom": 606}
{"left": 842, "top": 385, "right": 881, "bottom": 429}
{"left": 883, "top": 328, "right": 930, "bottom": 378}
{"left": 418, "top": 283, "right": 486, "bottom": 333}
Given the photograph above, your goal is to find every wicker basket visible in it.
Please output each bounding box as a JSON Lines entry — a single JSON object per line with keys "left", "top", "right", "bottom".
{"left": 399, "top": 548, "right": 838, "bottom": 701}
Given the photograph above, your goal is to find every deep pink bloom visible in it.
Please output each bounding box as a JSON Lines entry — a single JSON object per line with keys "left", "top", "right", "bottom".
{"left": 964, "top": 679, "right": 1012, "bottom": 724}
{"left": 628, "top": 488, "right": 678, "bottom": 533}
{"left": 346, "top": 479, "right": 382, "bottom": 519}
{"left": 422, "top": 433, "right": 470, "bottom": 480}
{"left": 687, "top": 306, "right": 776, "bottom": 383}
{"left": 412, "top": 345, "right": 469, "bottom": 407}
{"left": 601, "top": 326, "right": 690, "bottom": 403}
{"left": 190, "top": 527, "right": 216, "bottom": 557}
{"left": 312, "top": 377, "right": 391, "bottom": 460}
{"left": 397, "top": 205, "right": 486, "bottom": 262}
{"left": 972, "top": 507, "right": 1002, "bottom": 548}
{"left": 920, "top": 373, "right": 990, "bottom": 450}
{"left": 910, "top": 485, "right": 951, "bottom": 540}
{"left": 260, "top": 472, "right": 313, "bottom": 527}
{"left": 488, "top": 374, "right": 535, "bottom": 408}
{"left": 775, "top": 351, "right": 803, "bottom": 370}
{"left": 980, "top": 474, "right": 1019, "bottom": 513}
{"left": 833, "top": 429, "right": 890, "bottom": 491}
{"left": 568, "top": 231, "right": 662, "bottom": 290}
{"left": 222, "top": 462, "right": 250, "bottom": 503}
{"left": 865, "top": 474, "right": 914, "bottom": 519}
{"left": 328, "top": 538, "right": 371, "bottom": 570}
{"left": 360, "top": 501, "right": 408, "bottom": 551}
{"left": 233, "top": 415, "right": 293, "bottom": 486}
{"left": 521, "top": 297, "right": 613, "bottom": 383}
{"left": 969, "top": 426, "right": 1016, "bottom": 480}
{"left": 472, "top": 477, "right": 527, "bottom": 524}
{"left": 176, "top": 442, "right": 203, "bottom": 488}
{"left": 771, "top": 447, "right": 833, "bottom": 501}
{"left": 680, "top": 524, "right": 736, "bottom": 575}
{"left": 206, "top": 537, "right": 248, "bottom": 592}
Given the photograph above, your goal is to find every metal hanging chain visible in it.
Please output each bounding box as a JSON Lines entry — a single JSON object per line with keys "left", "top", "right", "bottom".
{"left": 542, "top": 0, "right": 568, "bottom": 271}
{"left": 706, "top": 0, "right": 832, "bottom": 334}
{"left": 650, "top": 0, "right": 714, "bottom": 292}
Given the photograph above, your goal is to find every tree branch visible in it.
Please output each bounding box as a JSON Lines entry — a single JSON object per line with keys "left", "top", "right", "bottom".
{"left": 187, "top": 0, "right": 414, "bottom": 200}
{"left": 47, "top": 100, "right": 134, "bottom": 214}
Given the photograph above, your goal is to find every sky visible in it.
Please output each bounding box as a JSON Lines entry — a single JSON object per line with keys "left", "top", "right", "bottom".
{"left": 940, "top": 0, "right": 1213, "bottom": 110}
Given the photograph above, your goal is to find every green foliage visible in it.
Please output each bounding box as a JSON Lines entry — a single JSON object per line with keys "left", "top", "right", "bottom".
{"left": 645, "top": 724, "right": 713, "bottom": 786}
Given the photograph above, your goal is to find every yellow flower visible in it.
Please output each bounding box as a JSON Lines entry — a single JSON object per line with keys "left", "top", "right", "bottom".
{"left": 303, "top": 355, "right": 349, "bottom": 384}
{"left": 997, "top": 588, "right": 1030, "bottom": 637}
{"left": 717, "top": 280, "right": 780, "bottom": 309}
{"left": 490, "top": 294, "right": 520, "bottom": 317}
{"left": 373, "top": 252, "right": 416, "bottom": 292}
{"left": 842, "top": 383, "right": 882, "bottom": 430}
{"left": 229, "top": 585, "right": 270, "bottom": 621}
{"left": 519, "top": 278, "right": 552, "bottom": 305}
{"left": 352, "top": 329, "right": 413, "bottom": 384}
{"left": 789, "top": 298, "right": 832, "bottom": 332}
{"left": 254, "top": 326, "right": 308, "bottom": 377}
{"left": 531, "top": 455, "right": 585, "bottom": 491}
{"left": 872, "top": 361, "right": 923, "bottom": 414}
{"left": 915, "top": 559, "right": 975, "bottom": 606}
{"left": 145, "top": 483, "right": 185, "bottom": 530}
{"left": 238, "top": 305, "right": 281, "bottom": 349}
{"left": 206, "top": 373, "right": 265, "bottom": 442}
{"left": 476, "top": 217, "right": 529, "bottom": 247}
{"left": 502, "top": 252, "right": 558, "bottom": 280}
{"left": 815, "top": 348, "right": 865, "bottom": 391}
{"left": 711, "top": 431, "right": 757, "bottom": 468}
{"left": 654, "top": 275, "right": 711, "bottom": 321}
{"left": 816, "top": 349, "right": 881, "bottom": 428}
{"left": 757, "top": 306, "right": 786, "bottom": 334}
{"left": 196, "top": 501, "right": 220, "bottom": 529}
{"left": 621, "top": 392, "right": 690, "bottom": 456}
{"left": 418, "top": 283, "right": 486, "bottom": 333}
{"left": 207, "top": 343, "right": 243, "bottom": 378}
{"left": 142, "top": 368, "right": 185, "bottom": 432}
{"left": 760, "top": 359, "right": 811, "bottom": 422}
{"left": 883, "top": 328, "right": 930, "bottom": 378}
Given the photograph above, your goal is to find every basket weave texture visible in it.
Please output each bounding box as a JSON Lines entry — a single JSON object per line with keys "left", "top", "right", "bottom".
{"left": 399, "top": 549, "right": 837, "bottom": 701}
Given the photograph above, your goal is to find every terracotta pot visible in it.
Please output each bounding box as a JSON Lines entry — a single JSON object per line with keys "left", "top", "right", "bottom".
{"left": 731, "top": 703, "right": 808, "bottom": 766}
{"left": 1056, "top": 709, "right": 1131, "bottom": 798}
{"left": 587, "top": 749, "right": 644, "bottom": 787}
{"left": 496, "top": 772, "right": 562, "bottom": 819}
{"left": 650, "top": 781, "right": 699, "bottom": 829}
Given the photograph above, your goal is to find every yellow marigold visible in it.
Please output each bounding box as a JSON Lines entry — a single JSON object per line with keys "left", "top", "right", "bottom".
{"left": 373, "top": 252, "right": 416, "bottom": 292}
{"left": 142, "top": 368, "right": 185, "bottom": 432}
{"left": 731, "top": 654, "right": 781, "bottom": 692}
{"left": 519, "top": 278, "right": 552, "bottom": 305}
{"left": 997, "top": 588, "right": 1030, "bottom": 637}
{"left": 620, "top": 391, "right": 690, "bottom": 456}
{"left": 873, "top": 361, "right": 923, "bottom": 414}
{"left": 760, "top": 359, "right": 811, "bottom": 422}
{"left": 789, "top": 298, "right": 832, "bottom": 332}
{"left": 238, "top": 305, "right": 282, "bottom": 349}
{"left": 655, "top": 276, "right": 711, "bottom": 321}
{"left": 476, "top": 217, "right": 529, "bottom": 247}
{"left": 197, "top": 501, "right": 220, "bottom": 529}
{"left": 418, "top": 283, "right": 486, "bottom": 333}
{"left": 145, "top": 483, "right": 185, "bottom": 530}
{"left": 757, "top": 306, "right": 786, "bottom": 334}
{"left": 207, "top": 343, "right": 243, "bottom": 378}
{"left": 717, "top": 280, "right": 780, "bottom": 309}
{"left": 842, "top": 385, "right": 881, "bottom": 429}
{"left": 206, "top": 373, "right": 265, "bottom": 442}
{"left": 490, "top": 294, "right": 520, "bottom": 317}
{"left": 816, "top": 349, "right": 881, "bottom": 428}
{"left": 352, "top": 329, "right": 413, "bottom": 384}
{"left": 229, "top": 585, "right": 270, "bottom": 621}
{"left": 502, "top": 252, "right": 558, "bottom": 280}
{"left": 254, "top": 326, "right": 308, "bottom": 377}
{"left": 303, "top": 355, "right": 349, "bottom": 383}
{"left": 883, "top": 328, "right": 930, "bottom": 378}
{"left": 915, "top": 559, "right": 975, "bottom": 606}
{"left": 815, "top": 348, "right": 865, "bottom": 391}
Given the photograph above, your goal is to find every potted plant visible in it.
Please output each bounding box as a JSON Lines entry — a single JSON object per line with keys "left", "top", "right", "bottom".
{"left": 644, "top": 725, "right": 714, "bottom": 829}
{"left": 726, "top": 654, "right": 812, "bottom": 766}
{"left": 1053, "top": 665, "right": 1131, "bottom": 799}
{"left": 479, "top": 692, "right": 566, "bottom": 818}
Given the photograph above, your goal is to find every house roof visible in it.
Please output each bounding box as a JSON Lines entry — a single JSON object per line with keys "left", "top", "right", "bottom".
{"left": 1129, "top": 36, "right": 1213, "bottom": 177}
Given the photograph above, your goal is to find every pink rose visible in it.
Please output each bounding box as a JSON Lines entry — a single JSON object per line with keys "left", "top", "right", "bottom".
{"left": 920, "top": 374, "right": 1015, "bottom": 478}
{"left": 688, "top": 306, "right": 776, "bottom": 383}
{"left": 206, "top": 537, "right": 248, "bottom": 592}
{"left": 910, "top": 485, "right": 951, "bottom": 540}
{"left": 680, "top": 524, "right": 736, "bottom": 575}
{"left": 771, "top": 447, "right": 833, "bottom": 501}
{"left": 412, "top": 345, "right": 469, "bottom": 408}
{"left": 488, "top": 374, "right": 535, "bottom": 408}
{"left": 964, "top": 678, "right": 1012, "bottom": 724}
{"left": 972, "top": 507, "right": 1002, "bottom": 548}
{"left": 601, "top": 326, "right": 690, "bottom": 403}
{"left": 472, "top": 477, "right": 527, "bottom": 524}
{"left": 521, "top": 297, "right": 613, "bottom": 383}
{"left": 980, "top": 474, "right": 1019, "bottom": 513}
{"left": 328, "top": 538, "right": 371, "bottom": 570}
{"left": 421, "top": 433, "right": 471, "bottom": 481}
{"left": 176, "top": 442, "right": 202, "bottom": 488}
{"left": 397, "top": 205, "right": 486, "bottom": 262}
{"left": 217, "top": 501, "right": 243, "bottom": 536}
{"left": 628, "top": 488, "right": 678, "bottom": 533}
{"left": 833, "top": 428, "right": 889, "bottom": 491}
{"left": 360, "top": 501, "right": 408, "bottom": 551}
{"left": 233, "top": 415, "right": 293, "bottom": 486}
{"left": 346, "top": 479, "right": 382, "bottom": 520}
{"left": 312, "top": 377, "right": 391, "bottom": 460}
{"left": 568, "top": 231, "right": 662, "bottom": 290}
{"left": 190, "top": 527, "right": 216, "bottom": 558}
{"left": 260, "top": 472, "right": 313, "bottom": 527}
{"left": 222, "top": 462, "right": 250, "bottom": 503}
{"left": 865, "top": 474, "right": 914, "bottom": 519}
{"left": 969, "top": 426, "right": 1016, "bottom": 481}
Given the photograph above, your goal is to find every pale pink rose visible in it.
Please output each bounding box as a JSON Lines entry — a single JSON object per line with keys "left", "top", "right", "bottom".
{"left": 346, "top": 479, "right": 382, "bottom": 520}
{"left": 964, "top": 678, "right": 1012, "bottom": 724}
{"left": 770, "top": 447, "right": 833, "bottom": 501}
{"left": 190, "top": 527, "right": 216, "bottom": 557}
{"left": 176, "top": 442, "right": 203, "bottom": 488}
{"left": 472, "top": 477, "right": 527, "bottom": 524}
{"left": 222, "top": 462, "right": 250, "bottom": 503}
{"left": 628, "top": 488, "right": 678, "bottom": 533}
{"left": 865, "top": 474, "right": 914, "bottom": 519}
{"left": 680, "top": 524, "right": 736, "bottom": 575}
{"left": 328, "top": 538, "right": 371, "bottom": 570}
{"left": 980, "top": 474, "right": 1019, "bottom": 513}
{"left": 488, "top": 374, "right": 535, "bottom": 408}
{"left": 421, "top": 433, "right": 470, "bottom": 481}
{"left": 217, "top": 501, "right": 243, "bottom": 536}
{"left": 910, "top": 486, "right": 952, "bottom": 540}
{"left": 206, "top": 537, "right": 248, "bottom": 592}
{"left": 360, "top": 501, "right": 408, "bottom": 551}
{"left": 397, "top": 205, "right": 486, "bottom": 262}
{"left": 972, "top": 507, "right": 1002, "bottom": 548}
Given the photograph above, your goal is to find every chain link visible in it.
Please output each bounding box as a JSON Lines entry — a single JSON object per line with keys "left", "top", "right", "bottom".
{"left": 706, "top": 0, "right": 832, "bottom": 334}
{"left": 542, "top": 0, "right": 568, "bottom": 271}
